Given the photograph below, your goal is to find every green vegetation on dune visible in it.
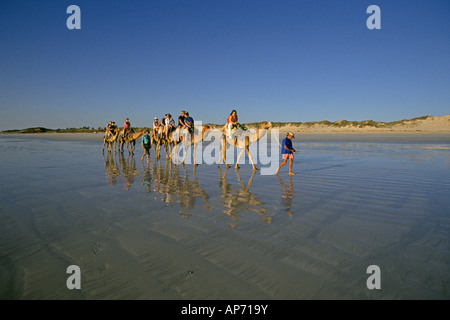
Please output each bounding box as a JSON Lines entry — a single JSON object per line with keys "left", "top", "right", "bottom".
{"left": 0, "top": 115, "right": 438, "bottom": 134}
{"left": 245, "top": 115, "right": 433, "bottom": 129}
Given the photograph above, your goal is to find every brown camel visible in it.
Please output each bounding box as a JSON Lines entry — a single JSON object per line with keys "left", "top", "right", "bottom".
{"left": 218, "top": 121, "right": 272, "bottom": 170}
{"left": 102, "top": 128, "right": 120, "bottom": 153}
{"left": 119, "top": 130, "right": 144, "bottom": 154}
{"left": 171, "top": 125, "right": 214, "bottom": 165}
{"left": 152, "top": 129, "right": 172, "bottom": 160}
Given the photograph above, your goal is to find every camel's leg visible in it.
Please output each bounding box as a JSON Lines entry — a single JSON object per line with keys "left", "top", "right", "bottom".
{"left": 163, "top": 143, "right": 170, "bottom": 159}
{"left": 217, "top": 145, "right": 222, "bottom": 165}
{"left": 128, "top": 141, "right": 133, "bottom": 155}
{"left": 180, "top": 144, "right": 187, "bottom": 164}
{"left": 219, "top": 137, "right": 230, "bottom": 168}
{"left": 119, "top": 139, "right": 124, "bottom": 153}
{"left": 152, "top": 138, "right": 157, "bottom": 156}
{"left": 168, "top": 142, "right": 173, "bottom": 160}
{"left": 179, "top": 143, "right": 189, "bottom": 164}
{"left": 246, "top": 145, "right": 258, "bottom": 170}
{"left": 192, "top": 143, "right": 197, "bottom": 166}
{"left": 172, "top": 143, "right": 180, "bottom": 164}
{"left": 235, "top": 148, "right": 245, "bottom": 169}
{"left": 156, "top": 142, "right": 161, "bottom": 159}
{"left": 167, "top": 142, "right": 172, "bottom": 159}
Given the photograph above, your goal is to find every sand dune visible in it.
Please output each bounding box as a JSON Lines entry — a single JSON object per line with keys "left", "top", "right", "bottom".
{"left": 272, "top": 115, "right": 450, "bottom": 134}
{"left": 2, "top": 115, "right": 449, "bottom": 136}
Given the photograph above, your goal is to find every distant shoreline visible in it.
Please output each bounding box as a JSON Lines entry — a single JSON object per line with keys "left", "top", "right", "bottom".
{"left": 1, "top": 115, "right": 449, "bottom": 135}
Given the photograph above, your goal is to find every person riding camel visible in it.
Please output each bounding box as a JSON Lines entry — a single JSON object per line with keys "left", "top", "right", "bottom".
{"left": 152, "top": 117, "right": 161, "bottom": 139}
{"left": 184, "top": 112, "right": 194, "bottom": 134}
{"left": 123, "top": 118, "right": 133, "bottom": 138}
{"left": 105, "top": 121, "right": 117, "bottom": 138}
{"left": 164, "top": 113, "right": 176, "bottom": 139}
{"left": 227, "top": 110, "right": 238, "bottom": 139}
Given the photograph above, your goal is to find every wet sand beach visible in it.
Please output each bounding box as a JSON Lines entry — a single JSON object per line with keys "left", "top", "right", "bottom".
{"left": 0, "top": 133, "right": 449, "bottom": 299}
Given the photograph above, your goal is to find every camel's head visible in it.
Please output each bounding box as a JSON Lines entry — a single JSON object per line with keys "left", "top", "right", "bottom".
{"left": 260, "top": 121, "right": 272, "bottom": 130}
{"left": 201, "top": 124, "right": 214, "bottom": 137}
{"left": 203, "top": 124, "right": 215, "bottom": 132}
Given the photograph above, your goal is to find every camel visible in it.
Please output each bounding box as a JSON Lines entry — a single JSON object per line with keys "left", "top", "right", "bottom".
{"left": 170, "top": 124, "right": 214, "bottom": 165}
{"left": 218, "top": 121, "right": 272, "bottom": 170}
{"left": 118, "top": 130, "right": 144, "bottom": 154}
{"left": 102, "top": 128, "right": 120, "bottom": 153}
{"left": 152, "top": 129, "right": 173, "bottom": 160}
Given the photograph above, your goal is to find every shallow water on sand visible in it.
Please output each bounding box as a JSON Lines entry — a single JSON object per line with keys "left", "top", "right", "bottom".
{"left": 0, "top": 134, "right": 449, "bottom": 299}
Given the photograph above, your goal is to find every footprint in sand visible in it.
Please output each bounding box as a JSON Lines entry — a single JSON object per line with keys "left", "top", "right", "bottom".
{"left": 96, "top": 263, "right": 109, "bottom": 277}
{"left": 92, "top": 242, "right": 103, "bottom": 255}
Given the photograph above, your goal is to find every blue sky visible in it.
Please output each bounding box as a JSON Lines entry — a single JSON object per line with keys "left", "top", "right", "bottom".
{"left": 0, "top": 0, "right": 449, "bottom": 130}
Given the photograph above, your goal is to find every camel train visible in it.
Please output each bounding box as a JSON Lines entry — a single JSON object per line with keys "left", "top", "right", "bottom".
{"left": 102, "top": 120, "right": 273, "bottom": 171}
{"left": 102, "top": 128, "right": 143, "bottom": 155}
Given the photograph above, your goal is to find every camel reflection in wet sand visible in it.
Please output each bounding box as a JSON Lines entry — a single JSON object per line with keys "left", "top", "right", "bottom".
{"left": 104, "top": 153, "right": 273, "bottom": 225}
{"left": 218, "top": 166, "right": 271, "bottom": 227}
{"left": 141, "top": 159, "right": 211, "bottom": 217}
{"left": 103, "top": 152, "right": 139, "bottom": 190}
{"left": 103, "top": 152, "right": 120, "bottom": 186}
{"left": 119, "top": 153, "right": 138, "bottom": 190}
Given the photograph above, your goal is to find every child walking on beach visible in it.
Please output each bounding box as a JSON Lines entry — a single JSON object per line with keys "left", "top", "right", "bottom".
{"left": 141, "top": 130, "right": 151, "bottom": 162}
{"left": 276, "top": 132, "right": 296, "bottom": 175}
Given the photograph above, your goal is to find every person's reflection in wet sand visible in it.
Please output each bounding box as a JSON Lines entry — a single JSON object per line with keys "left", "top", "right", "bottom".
{"left": 140, "top": 161, "right": 152, "bottom": 194}
{"left": 218, "top": 167, "right": 271, "bottom": 227}
{"left": 151, "top": 158, "right": 168, "bottom": 199}
{"left": 119, "top": 153, "right": 138, "bottom": 190}
{"left": 103, "top": 152, "right": 120, "bottom": 186}
{"left": 277, "top": 174, "right": 294, "bottom": 217}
